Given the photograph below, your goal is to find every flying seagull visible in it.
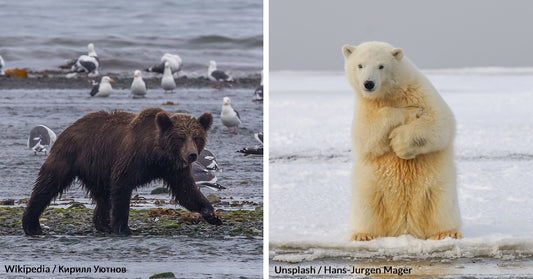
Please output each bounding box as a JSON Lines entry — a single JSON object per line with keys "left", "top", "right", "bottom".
{"left": 197, "top": 149, "right": 221, "bottom": 171}
{"left": 192, "top": 161, "right": 226, "bottom": 191}
{"left": 237, "top": 132, "right": 263, "bottom": 157}
{"left": 27, "top": 125, "right": 57, "bottom": 155}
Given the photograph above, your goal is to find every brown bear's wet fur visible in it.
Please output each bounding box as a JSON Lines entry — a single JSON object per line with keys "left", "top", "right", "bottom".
{"left": 22, "top": 107, "right": 221, "bottom": 235}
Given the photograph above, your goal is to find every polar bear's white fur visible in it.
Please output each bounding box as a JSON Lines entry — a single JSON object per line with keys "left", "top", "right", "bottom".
{"left": 342, "top": 41, "right": 461, "bottom": 240}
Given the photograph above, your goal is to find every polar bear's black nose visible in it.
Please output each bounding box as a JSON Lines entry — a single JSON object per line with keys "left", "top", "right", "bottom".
{"left": 187, "top": 152, "right": 198, "bottom": 163}
{"left": 364, "top": 80, "right": 375, "bottom": 90}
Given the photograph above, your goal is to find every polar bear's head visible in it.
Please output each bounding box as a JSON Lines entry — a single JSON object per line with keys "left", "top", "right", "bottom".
{"left": 343, "top": 41, "right": 404, "bottom": 99}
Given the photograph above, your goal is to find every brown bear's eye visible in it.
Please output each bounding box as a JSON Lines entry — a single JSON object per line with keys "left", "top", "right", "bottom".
{"left": 194, "top": 137, "right": 204, "bottom": 146}
{"left": 358, "top": 64, "right": 363, "bottom": 69}
{"left": 379, "top": 65, "right": 384, "bottom": 70}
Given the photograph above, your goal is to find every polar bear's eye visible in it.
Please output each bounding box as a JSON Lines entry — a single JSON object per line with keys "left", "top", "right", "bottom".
{"left": 358, "top": 64, "right": 363, "bottom": 69}
{"left": 379, "top": 65, "right": 384, "bottom": 70}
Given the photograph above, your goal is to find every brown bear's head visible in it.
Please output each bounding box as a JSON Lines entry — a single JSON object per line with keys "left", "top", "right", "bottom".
{"left": 156, "top": 111, "right": 213, "bottom": 168}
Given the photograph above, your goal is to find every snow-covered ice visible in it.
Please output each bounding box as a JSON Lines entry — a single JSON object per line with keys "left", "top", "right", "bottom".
{"left": 269, "top": 70, "right": 533, "bottom": 277}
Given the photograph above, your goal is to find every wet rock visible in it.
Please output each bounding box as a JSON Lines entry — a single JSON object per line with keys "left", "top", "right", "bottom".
{"left": 146, "top": 208, "right": 177, "bottom": 218}
{"left": 206, "top": 194, "right": 221, "bottom": 204}
{"left": 0, "top": 199, "right": 15, "bottom": 205}
{"left": 68, "top": 202, "right": 86, "bottom": 209}
{"left": 150, "top": 187, "right": 169, "bottom": 195}
{"left": 161, "top": 101, "right": 180, "bottom": 106}
{"left": 149, "top": 272, "right": 176, "bottom": 279}
{"left": 0, "top": 207, "right": 262, "bottom": 237}
{"left": 5, "top": 68, "right": 28, "bottom": 78}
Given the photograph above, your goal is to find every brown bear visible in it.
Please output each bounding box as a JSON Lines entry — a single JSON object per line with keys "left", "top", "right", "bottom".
{"left": 22, "top": 107, "right": 222, "bottom": 235}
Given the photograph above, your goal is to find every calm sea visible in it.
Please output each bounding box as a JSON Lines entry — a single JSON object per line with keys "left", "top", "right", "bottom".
{"left": 0, "top": 0, "right": 263, "bottom": 76}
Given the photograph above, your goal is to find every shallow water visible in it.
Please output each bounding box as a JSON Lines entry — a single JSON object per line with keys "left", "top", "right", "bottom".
{"left": 0, "top": 85, "right": 263, "bottom": 278}
{"left": 0, "top": 0, "right": 263, "bottom": 76}
{"left": 2, "top": 235, "right": 262, "bottom": 278}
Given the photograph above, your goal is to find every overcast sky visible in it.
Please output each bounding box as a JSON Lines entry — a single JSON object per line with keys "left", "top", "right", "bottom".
{"left": 270, "top": 0, "right": 533, "bottom": 71}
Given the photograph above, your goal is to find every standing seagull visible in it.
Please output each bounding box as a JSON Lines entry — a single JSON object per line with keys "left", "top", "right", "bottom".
{"left": 221, "top": 96, "right": 241, "bottom": 134}
{"left": 130, "top": 70, "right": 147, "bottom": 98}
{"left": 71, "top": 43, "right": 100, "bottom": 77}
{"left": 161, "top": 62, "right": 176, "bottom": 92}
{"left": 90, "top": 76, "right": 114, "bottom": 97}
{"left": 146, "top": 53, "right": 183, "bottom": 75}
{"left": 0, "top": 55, "right": 5, "bottom": 75}
{"left": 253, "top": 70, "right": 263, "bottom": 102}
{"left": 27, "top": 125, "right": 57, "bottom": 155}
{"left": 207, "top": 60, "right": 233, "bottom": 88}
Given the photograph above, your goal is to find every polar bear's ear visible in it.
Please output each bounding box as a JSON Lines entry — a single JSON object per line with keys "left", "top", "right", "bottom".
{"left": 391, "top": 48, "right": 404, "bottom": 60}
{"left": 342, "top": 45, "right": 356, "bottom": 59}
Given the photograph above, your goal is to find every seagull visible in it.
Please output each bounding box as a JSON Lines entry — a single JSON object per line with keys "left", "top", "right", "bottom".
{"left": 192, "top": 161, "right": 226, "bottom": 191}
{"left": 27, "top": 125, "right": 57, "bottom": 155}
{"left": 237, "top": 132, "right": 263, "bottom": 157}
{"left": 146, "top": 53, "right": 183, "bottom": 74}
{"left": 130, "top": 70, "right": 147, "bottom": 98}
{"left": 253, "top": 70, "right": 263, "bottom": 102}
{"left": 221, "top": 96, "right": 241, "bottom": 134}
{"left": 71, "top": 43, "right": 100, "bottom": 77}
{"left": 90, "top": 76, "right": 114, "bottom": 97}
{"left": 161, "top": 62, "right": 176, "bottom": 92}
{"left": 197, "top": 149, "right": 221, "bottom": 171}
{"left": 207, "top": 60, "right": 233, "bottom": 89}
{"left": 0, "top": 55, "right": 5, "bottom": 75}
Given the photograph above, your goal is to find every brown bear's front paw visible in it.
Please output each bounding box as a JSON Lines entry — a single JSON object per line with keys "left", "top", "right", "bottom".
{"left": 429, "top": 231, "right": 462, "bottom": 240}
{"left": 23, "top": 223, "right": 43, "bottom": 236}
{"left": 350, "top": 233, "right": 378, "bottom": 241}
{"left": 201, "top": 208, "right": 222, "bottom": 225}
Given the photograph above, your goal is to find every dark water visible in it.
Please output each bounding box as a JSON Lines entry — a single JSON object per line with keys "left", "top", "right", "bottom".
{"left": 0, "top": 86, "right": 263, "bottom": 278}
{"left": 0, "top": 0, "right": 263, "bottom": 76}
{"left": 1, "top": 235, "right": 262, "bottom": 279}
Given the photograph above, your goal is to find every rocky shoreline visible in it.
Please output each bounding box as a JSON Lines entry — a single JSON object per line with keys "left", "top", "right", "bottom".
{"left": 0, "top": 71, "right": 261, "bottom": 90}
{"left": 0, "top": 206, "right": 262, "bottom": 237}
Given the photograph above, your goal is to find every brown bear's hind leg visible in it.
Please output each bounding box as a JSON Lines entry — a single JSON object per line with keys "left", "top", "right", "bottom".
{"left": 110, "top": 186, "right": 133, "bottom": 235}
{"left": 93, "top": 193, "right": 112, "bottom": 233}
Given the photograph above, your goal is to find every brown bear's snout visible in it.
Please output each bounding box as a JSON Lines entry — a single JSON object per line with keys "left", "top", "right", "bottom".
{"left": 187, "top": 152, "right": 198, "bottom": 163}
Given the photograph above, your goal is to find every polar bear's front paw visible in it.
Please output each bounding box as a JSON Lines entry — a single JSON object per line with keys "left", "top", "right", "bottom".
{"left": 350, "top": 233, "right": 378, "bottom": 241}
{"left": 389, "top": 126, "right": 425, "bottom": 160}
{"left": 429, "top": 231, "right": 462, "bottom": 240}
{"left": 403, "top": 106, "right": 424, "bottom": 124}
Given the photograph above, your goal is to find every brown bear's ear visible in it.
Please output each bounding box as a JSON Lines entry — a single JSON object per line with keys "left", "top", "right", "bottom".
{"left": 391, "top": 48, "right": 404, "bottom": 60}
{"left": 342, "top": 44, "right": 355, "bottom": 59}
{"left": 198, "top": 113, "right": 213, "bottom": 131}
{"left": 156, "top": 111, "right": 172, "bottom": 132}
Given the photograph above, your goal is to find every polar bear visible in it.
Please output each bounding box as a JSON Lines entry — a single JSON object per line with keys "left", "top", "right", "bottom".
{"left": 342, "top": 41, "right": 461, "bottom": 240}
